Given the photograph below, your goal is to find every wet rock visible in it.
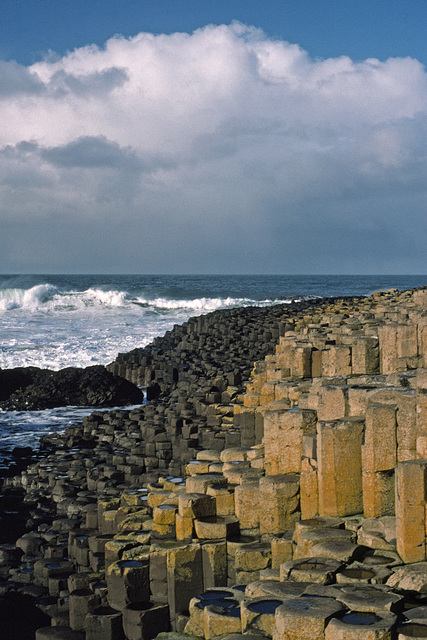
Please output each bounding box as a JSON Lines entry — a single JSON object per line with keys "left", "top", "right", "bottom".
{"left": 0, "top": 366, "right": 143, "bottom": 410}
{"left": 0, "top": 366, "right": 42, "bottom": 401}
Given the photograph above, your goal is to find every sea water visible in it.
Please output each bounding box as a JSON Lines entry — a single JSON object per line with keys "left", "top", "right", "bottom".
{"left": 1, "top": 274, "right": 426, "bottom": 455}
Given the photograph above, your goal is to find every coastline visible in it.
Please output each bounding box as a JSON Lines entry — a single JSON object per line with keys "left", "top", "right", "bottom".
{"left": 1, "top": 287, "right": 427, "bottom": 639}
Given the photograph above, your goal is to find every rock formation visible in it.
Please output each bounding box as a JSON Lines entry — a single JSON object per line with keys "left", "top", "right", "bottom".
{"left": 1, "top": 287, "right": 427, "bottom": 640}
{"left": 0, "top": 365, "right": 144, "bottom": 410}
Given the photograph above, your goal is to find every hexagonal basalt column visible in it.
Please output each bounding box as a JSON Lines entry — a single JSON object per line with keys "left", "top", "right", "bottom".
{"left": 106, "top": 559, "right": 150, "bottom": 611}
{"left": 263, "top": 408, "right": 316, "bottom": 475}
{"left": 333, "top": 584, "right": 402, "bottom": 612}
{"left": 166, "top": 542, "right": 204, "bottom": 624}
{"left": 206, "top": 485, "right": 235, "bottom": 517}
{"left": 201, "top": 539, "right": 227, "bottom": 589}
{"left": 152, "top": 504, "right": 178, "bottom": 539}
{"left": 317, "top": 418, "right": 364, "bottom": 517}
{"left": 241, "top": 598, "right": 284, "bottom": 636}
{"left": 234, "top": 482, "right": 260, "bottom": 531}
{"left": 325, "top": 611, "right": 397, "bottom": 640}
{"left": 336, "top": 561, "right": 393, "bottom": 585}
{"left": 194, "top": 516, "right": 239, "bottom": 540}
{"left": 186, "top": 588, "right": 239, "bottom": 636}
{"left": 122, "top": 601, "right": 170, "bottom": 640}
{"left": 362, "top": 404, "right": 397, "bottom": 518}
{"left": 121, "top": 488, "right": 149, "bottom": 507}
{"left": 178, "top": 492, "right": 216, "bottom": 519}
{"left": 273, "top": 596, "right": 344, "bottom": 640}
{"left": 280, "top": 557, "right": 343, "bottom": 585}
{"left": 104, "top": 538, "right": 140, "bottom": 568}
{"left": 293, "top": 524, "right": 355, "bottom": 560}
{"left": 69, "top": 588, "right": 100, "bottom": 631}
{"left": 234, "top": 542, "right": 272, "bottom": 585}
{"left": 396, "top": 460, "right": 427, "bottom": 563}
{"left": 245, "top": 579, "right": 308, "bottom": 600}
{"left": 33, "top": 559, "right": 75, "bottom": 587}
{"left": 259, "top": 474, "right": 300, "bottom": 536}
{"left": 224, "top": 535, "right": 257, "bottom": 586}
{"left": 204, "top": 600, "right": 242, "bottom": 640}
{"left": 85, "top": 605, "right": 125, "bottom": 640}
{"left": 186, "top": 473, "right": 228, "bottom": 494}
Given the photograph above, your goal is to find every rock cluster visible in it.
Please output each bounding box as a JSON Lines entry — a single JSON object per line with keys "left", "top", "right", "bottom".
{"left": 0, "top": 366, "right": 143, "bottom": 411}
{"left": 106, "top": 300, "right": 334, "bottom": 397}
{"left": 1, "top": 287, "right": 427, "bottom": 640}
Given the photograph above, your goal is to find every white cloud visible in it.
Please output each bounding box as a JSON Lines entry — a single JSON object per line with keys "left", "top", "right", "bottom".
{"left": 0, "top": 60, "right": 43, "bottom": 96}
{"left": 0, "top": 22, "right": 426, "bottom": 273}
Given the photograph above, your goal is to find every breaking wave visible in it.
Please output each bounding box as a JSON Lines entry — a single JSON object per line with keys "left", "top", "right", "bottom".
{"left": 0, "top": 284, "right": 58, "bottom": 312}
{"left": 0, "top": 276, "right": 304, "bottom": 370}
{"left": 0, "top": 283, "right": 294, "bottom": 316}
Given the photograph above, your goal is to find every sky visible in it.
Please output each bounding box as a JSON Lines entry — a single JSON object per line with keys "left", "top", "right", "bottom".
{"left": 0, "top": 1, "right": 426, "bottom": 274}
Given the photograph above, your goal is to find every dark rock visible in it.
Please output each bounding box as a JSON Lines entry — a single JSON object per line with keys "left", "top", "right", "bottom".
{"left": 12, "top": 447, "right": 33, "bottom": 458}
{"left": 0, "top": 488, "right": 30, "bottom": 544}
{"left": 146, "top": 382, "right": 161, "bottom": 401}
{"left": 0, "top": 366, "right": 143, "bottom": 411}
{"left": 0, "top": 366, "right": 43, "bottom": 401}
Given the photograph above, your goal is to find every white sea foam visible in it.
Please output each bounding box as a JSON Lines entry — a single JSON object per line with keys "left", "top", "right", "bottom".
{"left": 134, "top": 295, "right": 255, "bottom": 312}
{"left": 0, "top": 288, "right": 249, "bottom": 370}
{"left": 85, "top": 288, "right": 129, "bottom": 307}
{"left": 0, "top": 281, "right": 303, "bottom": 370}
{"left": 0, "top": 283, "right": 289, "bottom": 317}
{"left": 0, "top": 285, "right": 135, "bottom": 315}
{"left": 0, "top": 283, "right": 58, "bottom": 312}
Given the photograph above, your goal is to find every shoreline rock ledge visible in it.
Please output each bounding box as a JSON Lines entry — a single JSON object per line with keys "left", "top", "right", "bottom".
{"left": 1, "top": 286, "right": 427, "bottom": 640}
{"left": 0, "top": 365, "right": 144, "bottom": 410}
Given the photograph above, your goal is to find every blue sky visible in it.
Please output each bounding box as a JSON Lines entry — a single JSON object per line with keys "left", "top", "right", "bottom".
{"left": 0, "top": 1, "right": 426, "bottom": 274}
{"left": 2, "top": 0, "right": 427, "bottom": 66}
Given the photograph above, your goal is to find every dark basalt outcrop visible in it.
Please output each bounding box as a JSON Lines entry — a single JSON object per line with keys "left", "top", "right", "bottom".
{"left": 0, "top": 366, "right": 42, "bottom": 401}
{"left": 0, "top": 365, "right": 143, "bottom": 410}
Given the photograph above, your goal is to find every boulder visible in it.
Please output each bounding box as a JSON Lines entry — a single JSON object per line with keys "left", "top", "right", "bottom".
{"left": 0, "top": 366, "right": 43, "bottom": 401}
{"left": 0, "top": 366, "right": 143, "bottom": 410}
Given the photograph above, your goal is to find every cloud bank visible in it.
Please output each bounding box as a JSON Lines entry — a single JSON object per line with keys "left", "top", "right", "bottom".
{"left": 1, "top": 23, "right": 426, "bottom": 273}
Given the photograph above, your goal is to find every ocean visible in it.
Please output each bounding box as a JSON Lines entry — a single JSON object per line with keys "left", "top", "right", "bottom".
{"left": 1, "top": 274, "right": 426, "bottom": 457}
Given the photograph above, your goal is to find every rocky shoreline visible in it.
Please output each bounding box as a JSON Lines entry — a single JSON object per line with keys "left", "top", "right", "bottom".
{"left": 1, "top": 288, "right": 427, "bottom": 640}
{"left": 0, "top": 365, "right": 144, "bottom": 411}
